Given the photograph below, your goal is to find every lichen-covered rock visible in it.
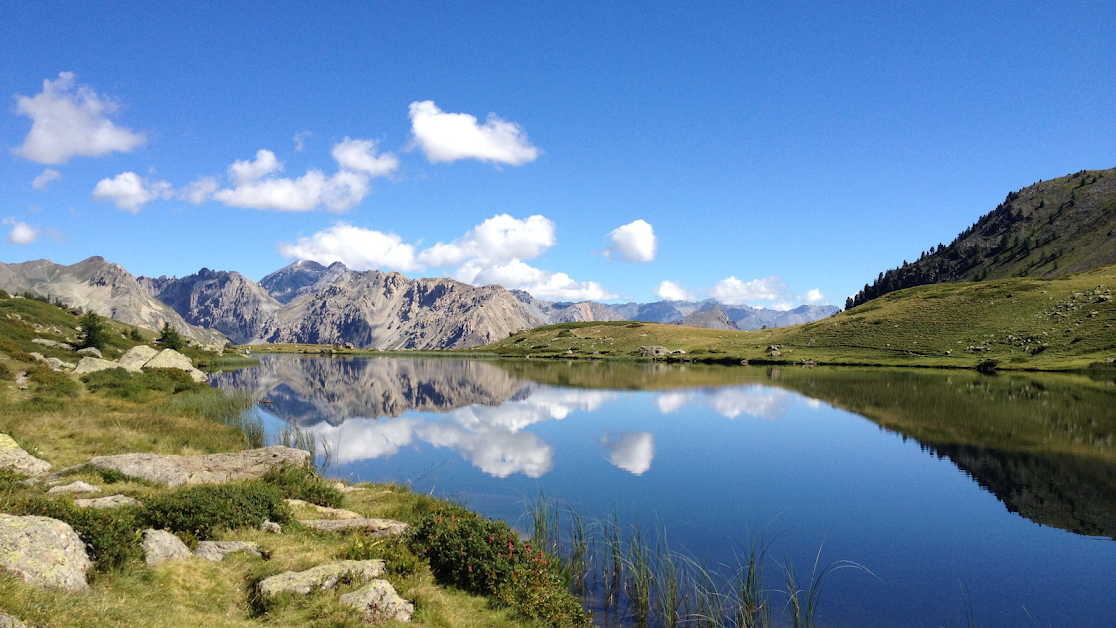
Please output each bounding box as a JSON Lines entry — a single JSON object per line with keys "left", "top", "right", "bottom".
{"left": 0, "top": 434, "right": 51, "bottom": 477}
{"left": 194, "top": 541, "right": 261, "bottom": 562}
{"left": 118, "top": 345, "right": 158, "bottom": 372}
{"left": 638, "top": 345, "right": 670, "bottom": 357}
{"left": 142, "top": 529, "right": 191, "bottom": 566}
{"left": 73, "top": 357, "right": 121, "bottom": 375}
{"left": 142, "top": 349, "right": 207, "bottom": 383}
{"left": 0, "top": 514, "right": 91, "bottom": 591}
{"left": 73, "top": 495, "right": 140, "bottom": 509}
{"left": 297, "top": 518, "right": 409, "bottom": 537}
{"left": 0, "top": 612, "right": 30, "bottom": 628}
{"left": 32, "top": 338, "right": 73, "bottom": 351}
{"left": 76, "top": 347, "right": 102, "bottom": 358}
{"left": 256, "top": 560, "right": 386, "bottom": 596}
{"left": 57, "top": 446, "right": 310, "bottom": 487}
{"left": 261, "top": 520, "right": 282, "bottom": 534}
{"left": 286, "top": 499, "right": 360, "bottom": 520}
{"left": 339, "top": 580, "right": 414, "bottom": 623}
{"left": 47, "top": 481, "right": 100, "bottom": 494}
{"left": 333, "top": 482, "right": 367, "bottom": 494}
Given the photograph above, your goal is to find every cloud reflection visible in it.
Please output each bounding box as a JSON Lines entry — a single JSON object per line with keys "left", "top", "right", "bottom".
{"left": 601, "top": 431, "right": 656, "bottom": 475}
{"left": 654, "top": 385, "right": 790, "bottom": 420}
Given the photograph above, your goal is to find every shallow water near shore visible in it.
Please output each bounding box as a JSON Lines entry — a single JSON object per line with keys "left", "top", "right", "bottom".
{"left": 212, "top": 356, "right": 1116, "bottom": 628}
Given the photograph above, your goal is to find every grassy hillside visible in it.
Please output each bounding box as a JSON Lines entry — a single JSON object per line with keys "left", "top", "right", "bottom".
{"left": 849, "top": 167, "right": 1116, "bottom": 308}
{"left": 474, "top": 262, "right": 1116, "bottom": 370}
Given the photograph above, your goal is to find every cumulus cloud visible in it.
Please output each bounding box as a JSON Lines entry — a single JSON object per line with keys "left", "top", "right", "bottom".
{"left": 92, "top": 172, "right": 172, "bottom": 212}
{"left": 181, "top": 176, "right": 218, "bottom": 205}
{"left": 708, "top": 276, "right": 792, "bottom": 306}
{"left": 409, "top": 100, "right": 540, "bottom": 165}
{"left": 31, "top": 169, "right": 61, "bottom": 190}
{"left": 12, "top": 72, "right": 146, "bottom": 164}
{"left": 803, "top": 288, "right": 826, "bottom": 305}
{"left": 417, "top": 423, "right": 553, "bottom": 478}
{"left": 654, "top": 280, "right": 694, "bottom": 302}
{"left": 469, "top": 259, "right": 617, "bottom": 301}
{"left": 601, "top": 431, "right": 655, "bottom": 475}
{"left": 277, "top": 222, "right": 420, "bottom": 271}
{"left": 228, "top": 149, "right": 283, "bottom": 185}
{"left": 332, "top": 137, "right": 400, "bottom": 176}
{"left": 305, "top": 418, "right": 419, "bottom": 464}
{"left": 604, "top": 219, "right": 656, "bottom": 263}
{"left": 419, "top": 214, "right": 556, "bottom": 269}
{"left": 3, "top": 217, "right": 40, "bottom": 245}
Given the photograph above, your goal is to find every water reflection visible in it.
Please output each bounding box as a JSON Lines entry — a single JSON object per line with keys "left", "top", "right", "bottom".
{"left": 601, "top": 431, "right": 656, "bottom": 475}
{"left": 656, "top": 386, "right": 790, "bottom": 420}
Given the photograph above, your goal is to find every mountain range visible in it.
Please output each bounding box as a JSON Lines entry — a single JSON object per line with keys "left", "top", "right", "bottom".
{"left": 0, "top": 256, "right": 837, "bottom": 349}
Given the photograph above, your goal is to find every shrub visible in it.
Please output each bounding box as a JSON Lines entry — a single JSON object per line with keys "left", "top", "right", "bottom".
{"left": 0, "top": 362, "right": 12, "bottom": 381}
{"left": 27, "top": 365, "right": 79, "bottom": 402}
{"left": 4, "top": 495, "right": 143, "bottom": 573}
{"left": 128, "top": 327, "right": 144, "bottom": 342}
{"left": 410, "top": 504, "right": 590, "bottom": 627}
{"left": 81, "top": 367, "right": 205, "bottom": 398}
{"left": 258, "top": 463, "right": 344, "bottom": 508}
{"left": 143, "top": 482, "right": 291, "bottom": 539}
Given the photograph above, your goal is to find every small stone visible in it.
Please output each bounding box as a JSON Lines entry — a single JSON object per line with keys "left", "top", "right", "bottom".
{"left": 298, "top": 518, "right": 409, "bottom": 537}
{"left": 76, "top": 347, "right": 103, "bottom": 358}
{"left": 194, "top": 541, "right": 261, "bottom": 562}
{"left": 261, "top": 520, "right": 282, "bottom": 534}
{"left": 73, "top": 494, "right": 141, "bottom": 509}
{"left": 31, "top": 338, "right": 73, "bottom": 351}
{"left": 339, "top": 580, "right": 414, "bottom": 623}
{"left": 257, "top": 560, "right": 386, "bottom": 596}
{"left": 142, "top": 529, "right": 191, "bottom": 566}
{"left": 0, "top": 433, "right": 51, "bottom": 477}
{"left": 0, "top": 514, "right": 92, "bottom": 591}
{"left": 333, "top": 482, "right": 367, "bottom": 493}
{"left": 48, "top": 480, "right": 100, "bottom": 494}
{"left": 286, "top": 499, "right": 361, "bottom": 520}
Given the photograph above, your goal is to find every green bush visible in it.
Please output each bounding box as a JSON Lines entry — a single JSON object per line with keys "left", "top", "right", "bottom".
{"left": 258, "top": 463, "right": 344, "bottom": 508}
{"left": 81, "top": 367, "right": 205, "bottom": 398}
{"left": 143, "top": 482, "right": 291, "bottom": 539}
{"left": 27, "top": 365, "right": 79, "bottom": 403}
{"left": 0, "top": 468, "right": 27, "bottom": 490}
{"left": 4, "top": 495, "right": 143, "bottom": 573}
{"left": 410, "top": 505, "right": 590, "bottom": 627}
{"left": 0, "top": 362, "right": 12, "bottom": 381}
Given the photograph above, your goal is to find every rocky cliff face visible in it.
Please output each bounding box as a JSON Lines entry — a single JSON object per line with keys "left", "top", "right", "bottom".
{"left": 674, "top": 304, "right": 740, "bottom": 330}
{"left": 0, "top": 257, "right": 225, "bottom": 344}
{"left": 138, "top": 268, "right": 284, "bottom": 344}
{"left": 259, "top": 260, "right": 346, "bottom": 304}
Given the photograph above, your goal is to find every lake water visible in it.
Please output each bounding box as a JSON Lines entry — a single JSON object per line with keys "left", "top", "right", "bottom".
{"left": 211, "top": 356, "right": 1116, "bottom": 627}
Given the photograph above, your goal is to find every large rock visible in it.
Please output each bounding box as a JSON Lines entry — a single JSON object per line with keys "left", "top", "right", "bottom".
{"left": 298, "top": 518, "right": 409, "bottom": 537}
{"left": 142, "top": 349, "right": 207, "bottom": 383}
{"left": 0, "top": 514, "right": 91, "bottom": 591}
{"left": 61, "top": 446, "right": 310, "bottom": 487}
{"left": 257, "top": 560, "right": 386, "bottom": 596}
{"left": 0, "top": 434, "right": 51, "bottom": 477}
{"left": 73, "top": 495, "right": 140, "bottom": 509}
{"left": 76, "top": 347, "right": 102, "bottom": 358}
{"left": 638, "top": 345, "right": 670, "bottom": 357}
{"left": 47, "top": 481, "right": 100, "bottom": 494}
{"left": 339, "top": 580, "right": 414, "bottom": 623}
{"left": 118, "top": 345, "right": 158, "bottom": 372}
{"left": 73, "top": 357, "right": 122, "bottom": 375}
{"left": 194, "top": 540, "right": 261, "bottom": 562}
{"left": 0, "top": 612, "right": 29, "bottom": 628}
{"left": 32, "top": 338, "right": 73, "bottom": 350}
{"left": 142, "top": 529, "right": 191, "bottom": 566}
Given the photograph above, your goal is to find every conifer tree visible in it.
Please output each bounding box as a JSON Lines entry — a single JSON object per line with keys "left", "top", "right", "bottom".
{"left": 77, "top": 310, "right": 109, "bottom": 351}
{"left": 156, "top": 322, "right": 185, "bottom": 351}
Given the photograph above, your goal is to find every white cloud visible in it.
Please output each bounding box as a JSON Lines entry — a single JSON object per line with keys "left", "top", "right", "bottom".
{"left": 277, "top": 222, "right": 420, "bottom": 272}
{"left": 31, "top": 169, "right": 61, "bottom": 190}
{"left": 604, "top": 219, "right": 656, "bottom": 263}
{"left": 12, "top": 72, "right": 146, "bottom": 164}
{"left": 709, "top": 276, "right": 792, "bottom": 306}
{"left": 228, "top": 149, "right": 283, "bottom": 185}
{"left": 181, "top": 176, "right": 218, "bottom": 205}
{"left": 409, "top": 100, "right": 540, "bottom": 165}
{"left": 3, "top": 217, "right": 40, "bottom": 245}
{"left": 470, "top": 259, "right": 617, "bottom": 301}
{"left": 293, "top": 131, "right": 311, "bottom": 152}
{"left": 654, "top": 280, "right": 694, "bottom": 302}
{"left": 803, "top": 288, "right": 826, "bottom": 305}
{"left": 92, "top": 172, "right": 172, "bottom": 212}
{"left": 306, "top": 418, "right": 418, "bottom": 464}
{"left": 416, "top": 423, "right": 553, "bottom": 478}
{"left": 418, "top": 214, "right": 556, "bottom": 268}
{"left": 654, "top": 385, "right": 790, "bottom": 421}
{"left": 332, "top": 137, "right": 399, "bottom": 177}
{"left": 601, "top": 431, "right": 655, "bottom": 475}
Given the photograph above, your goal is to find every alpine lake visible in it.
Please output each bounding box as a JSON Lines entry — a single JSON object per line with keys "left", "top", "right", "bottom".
{"left": 211, "top": 355, "right": 1116, "bottom": 628}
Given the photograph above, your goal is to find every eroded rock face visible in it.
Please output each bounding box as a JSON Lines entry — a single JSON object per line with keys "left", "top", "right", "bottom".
{"left": 143, "top": 349, "right": 207, "bottom": 383}
{"left": 297, "top": 518, "right": 409, "bottom": 537}
{"left": 194, "top": 541, "right": 261, "bottom": 562}
{"left": 118, "top": 345, "right": 158, "bottom": 372}
{"left": 142, "top": 529, "right": 191, "bottom": 566}
{"left": 256, "top": 560, "right": 386, "bottom": 596}
{"left": 0, "top": 434, "right": 51, "bottom": 477}
{"left": 64, "top": 446, "right": 310, "bottom": 487}
{"left": 339, "top": 580, "right": 414, "bottom": 623}
{"left": 0, "top": 514, "right": 92, "bottom": 591}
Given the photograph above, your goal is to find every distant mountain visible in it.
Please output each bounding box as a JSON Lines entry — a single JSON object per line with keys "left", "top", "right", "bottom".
{"left": 138, "top": 268, "right": 283, "bottom": 344}
{"left": 849, "top": 167, "right": 1116, "bottom": 308}
{"left": 259, "top": 259, "right": 346, "bottom": 304}
{"left": 674, "top": 304, "right": 740, "bottom": 330}
{"left": 0, "top": 256, "right": 226, "bottom": 344}
{"left": 510, "top": 291, "right": 625, "bottom": 324}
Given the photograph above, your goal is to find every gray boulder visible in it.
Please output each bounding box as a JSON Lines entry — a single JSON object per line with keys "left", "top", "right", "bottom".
{"left": 194, "top": 541, "right": 261, "bottom": 562}
{"left": 73, "top": 357, "right": 121, "bottom": 375}
{"left": 118, "top": 345, "right": 158, "bottom": 372}
{"left": 339, "top": 580, "right": 414, "bottom": 623}
{"left": 32, "top": 338, "right": 73, "bottom": 351}
{"left": 261, "top": 520, "right": 282, "bottom": 534}
{"left": 59, "top": 446, "right": 310, "bottom": 487}
{"left": 298, "top": 518, "right": 409, "bottom": 537}
{"left": 142, "top": 349, "right": 207, "bottom": 383}
{"left": 0, "top": 612, "right": 30, "bottom": 628}
{"left": 0, "top": 434, "right": 51, "bottom": 477}
{"left": 73, "top": 495, "right": 141, "bottom": 509}
{"left": 142, "top": 529, "right": 191, "bottom": 566}
{"left": 285, "top": 499, "right": 360, "bottom": 520}
{"left": 76, "top": 347, "right": 102, "bottom": 358}
{"left": 638, "top": 345, "right": 670, "bottom": 357}
{"left": 0, "top": 514, "right": 92, "bottom": 591}
{"left": 257, "top": 560, "right": 386, "bottom": 596}
{"left": 48, "top": 480, "right": 100, "bottom": 494}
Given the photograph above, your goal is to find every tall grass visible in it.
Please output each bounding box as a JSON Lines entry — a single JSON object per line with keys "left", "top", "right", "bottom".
{"left": 158, "top": 390, "right": 264, "bottom": 448}
{"left": 273, "top": 424, "right": 332, "bottom": 473}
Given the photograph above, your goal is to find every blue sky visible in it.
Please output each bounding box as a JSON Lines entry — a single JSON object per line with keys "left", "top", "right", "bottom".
{"left": 1, "top": 1, "right": 1112, "bottom": 308}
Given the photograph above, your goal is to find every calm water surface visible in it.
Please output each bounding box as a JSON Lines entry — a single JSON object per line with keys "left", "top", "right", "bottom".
{"left": 212, "top": 356, "right": 1116, "bottom": 628}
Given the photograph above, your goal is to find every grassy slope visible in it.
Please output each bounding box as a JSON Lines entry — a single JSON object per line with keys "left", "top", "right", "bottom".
{"left": 0, "top": 297, "right": 549, "bottom": 628}
{"left": 472, "top": 262, "right": 1116, "bottom": 370}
